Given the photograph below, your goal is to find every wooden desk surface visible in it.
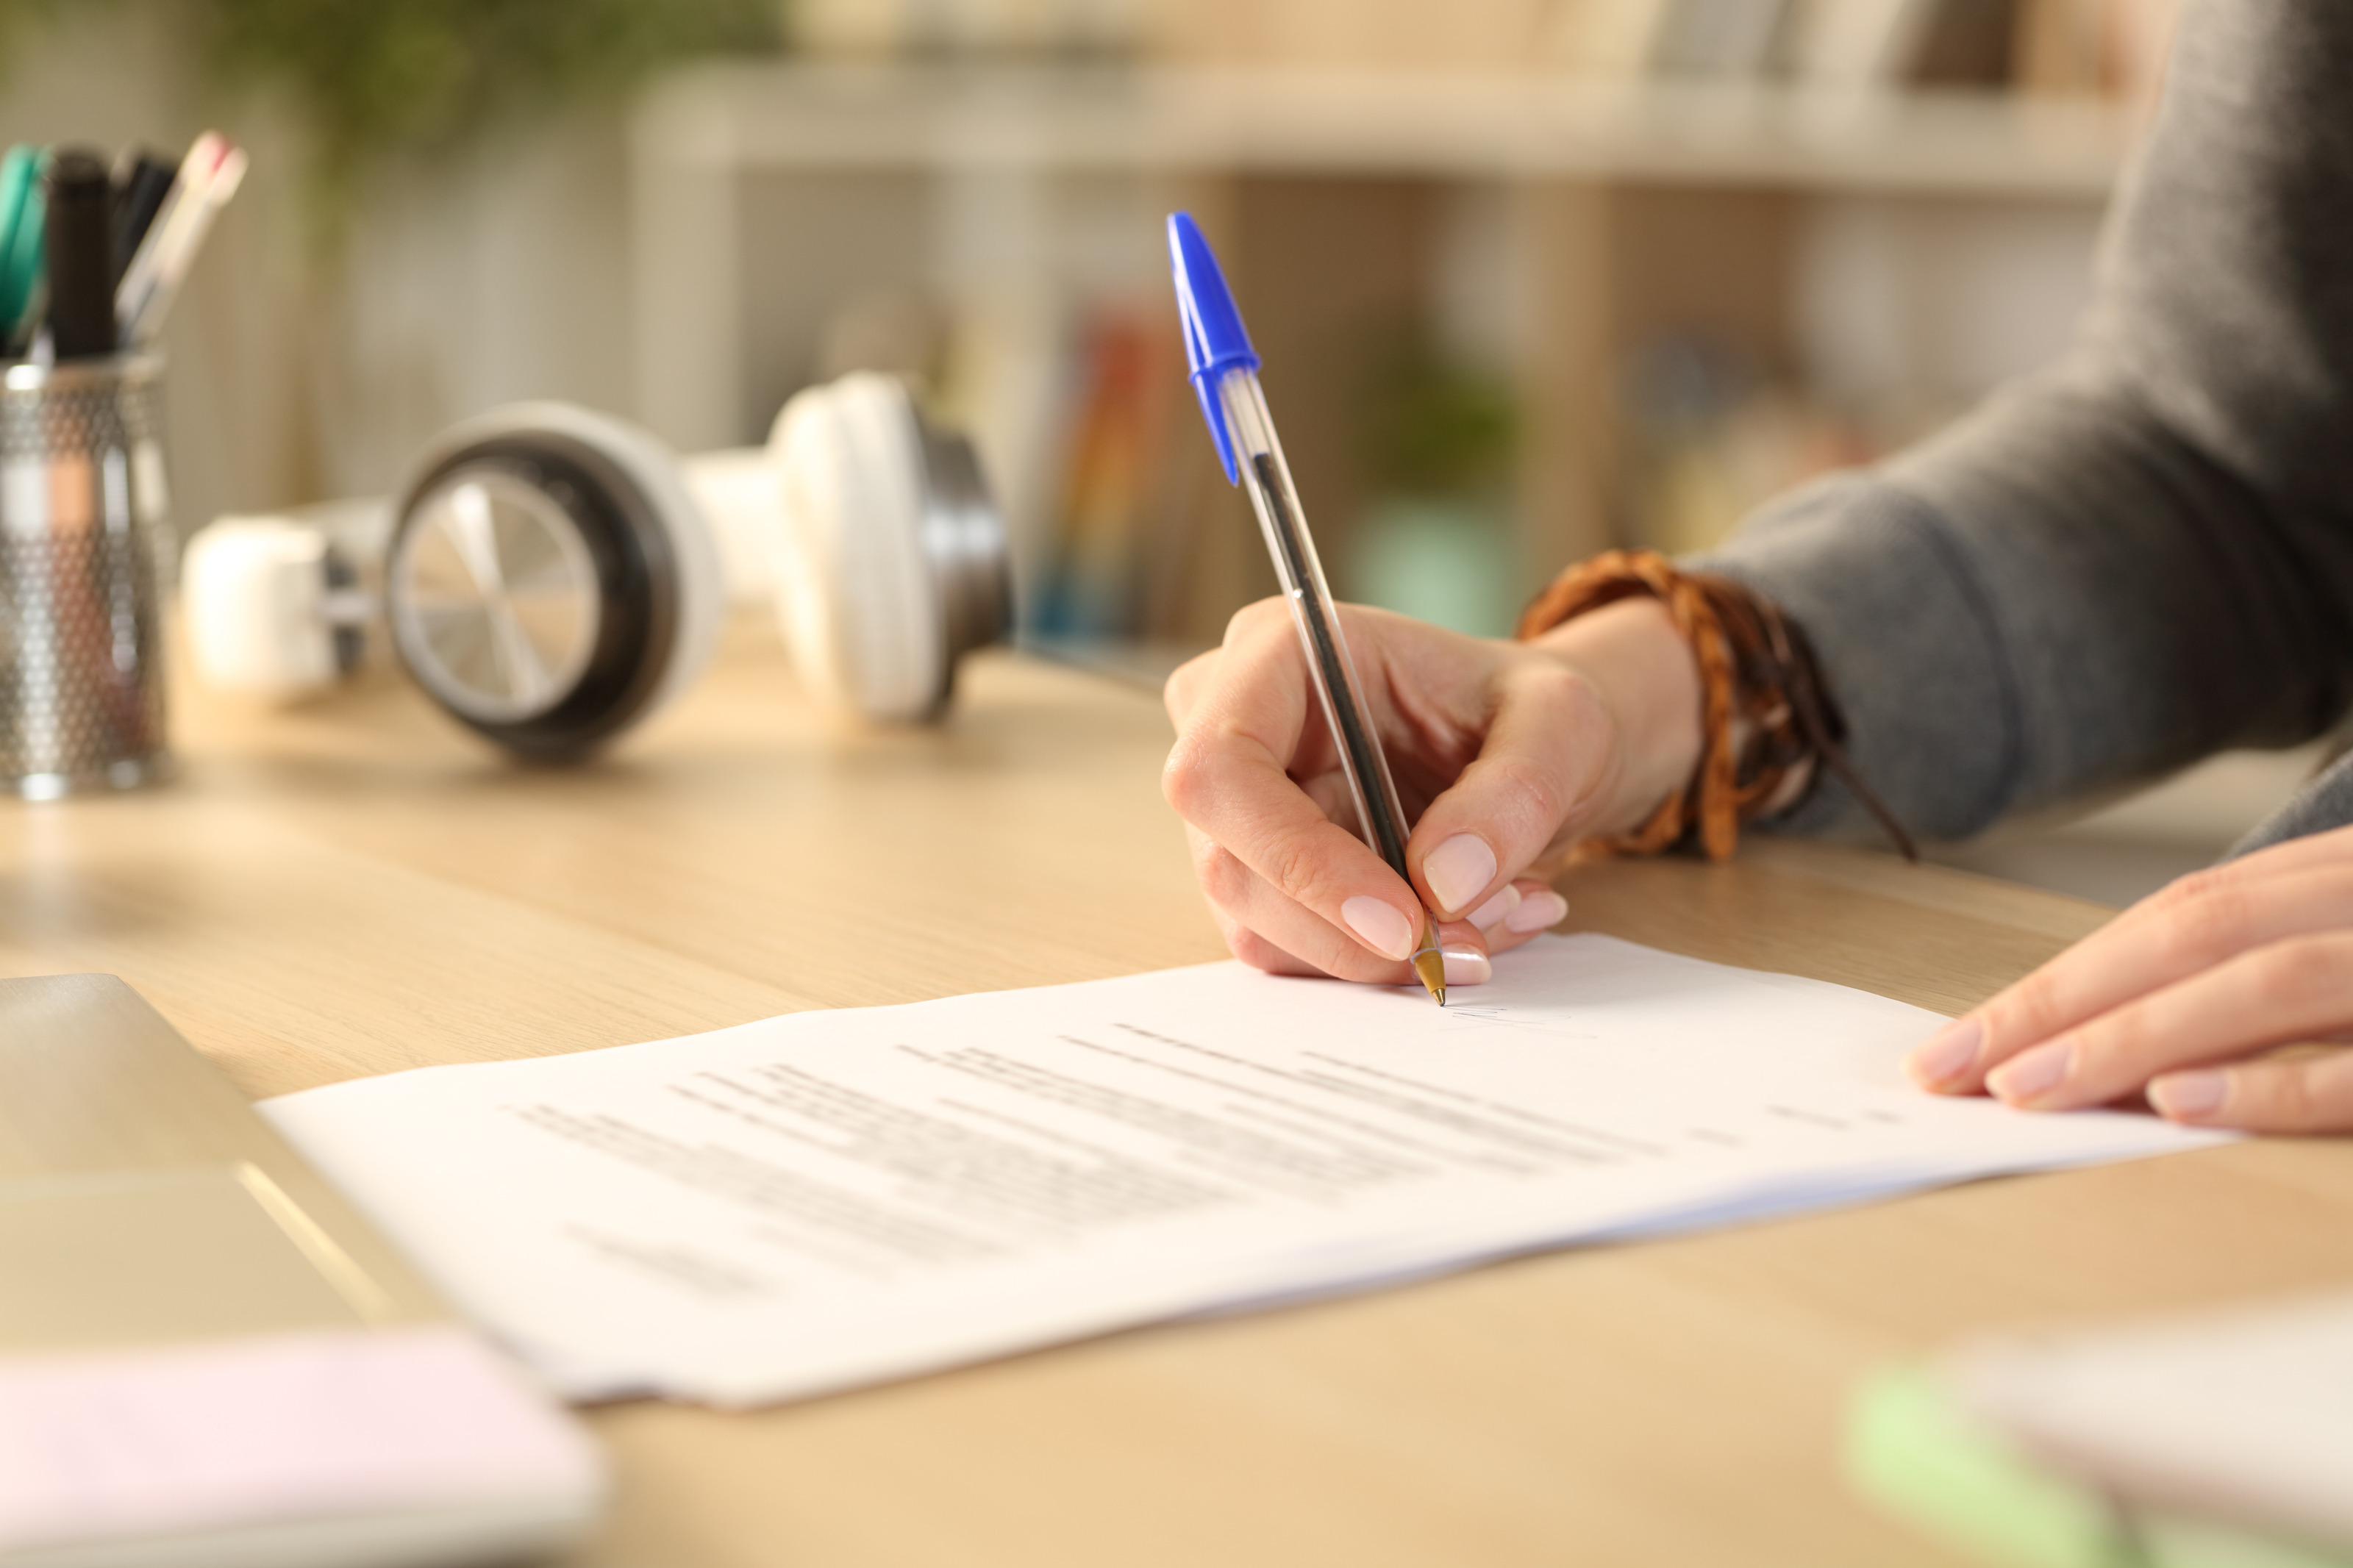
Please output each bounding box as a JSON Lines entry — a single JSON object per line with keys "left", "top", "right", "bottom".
{"left": 5, "top": 619, "right": 2350, "bottom": 1568}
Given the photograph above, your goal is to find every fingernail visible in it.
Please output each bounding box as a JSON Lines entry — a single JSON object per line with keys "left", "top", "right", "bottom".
{"left": 2150, "top": 1070, "right": 2228, "bottom": 1121}
{"left": 1424, "top": 834, "right": 1498, "bottom": 917}
{"left": 1987, "top": 1039, "right": 2074, "bottom": 1106}
{"left": 1505, "top": 889, "right": 1569, "bottom": 934}
{"left": 1340, "top": 896, "right": 1416, "bottom": 962}
{"left": 1440, "top": 945, "right": 1492, "bottom": 987}
{"left": 1468, "top": 886, "right": 1521, "bottom": 931}
{"left": 1909, "top": 1017, "right": 1983, "bottom": 1089}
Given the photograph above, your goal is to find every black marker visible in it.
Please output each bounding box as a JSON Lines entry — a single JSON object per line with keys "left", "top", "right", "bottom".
{"left": 45, "top": 148, "right": 114, "bottom": 359}
{"left": 110, "top": 151, "right": 176, "bottom": 287}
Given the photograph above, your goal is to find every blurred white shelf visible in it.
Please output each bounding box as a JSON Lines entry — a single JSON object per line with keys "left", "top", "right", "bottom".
{"left": 628, "top": 60, "right": 2139, "bottom": 478}
{"left": 637, "top": 61, "right": 2139, "bottom": 198}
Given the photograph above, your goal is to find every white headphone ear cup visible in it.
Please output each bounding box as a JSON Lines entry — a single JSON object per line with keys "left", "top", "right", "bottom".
{"left": 768, "top": 373, "right": 943, "bottom": 722}
{"left": 182, "top": 518, "right": 342, "bottom": 699}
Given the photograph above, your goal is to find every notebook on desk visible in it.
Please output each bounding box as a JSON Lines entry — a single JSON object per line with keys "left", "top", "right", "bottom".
{"left": 0, "top": 974, "right": 603, "bottom": 1568}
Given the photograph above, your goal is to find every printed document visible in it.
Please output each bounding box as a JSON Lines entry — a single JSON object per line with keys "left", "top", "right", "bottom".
{"left": 260, "top": 936, "right": 2221, "bottom": 1408}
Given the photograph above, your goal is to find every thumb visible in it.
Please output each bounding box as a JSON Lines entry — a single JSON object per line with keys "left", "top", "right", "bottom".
{"left": 1405, "top": 660, "right": 1618, "bottom": 920}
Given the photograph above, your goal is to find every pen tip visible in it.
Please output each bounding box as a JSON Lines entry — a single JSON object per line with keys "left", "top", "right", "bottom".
{"left": 1410, "top": 947, "right": 1446, "bottom": 1007}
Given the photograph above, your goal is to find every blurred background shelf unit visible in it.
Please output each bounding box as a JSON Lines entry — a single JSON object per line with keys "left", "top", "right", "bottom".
{"left": 630, "top": 62, "right": 2140, "bottom": 651}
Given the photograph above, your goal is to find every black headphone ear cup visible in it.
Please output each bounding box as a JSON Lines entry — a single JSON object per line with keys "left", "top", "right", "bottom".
{"left": 385, "top": 403, "right": 725, "bottom": 760}
{"left": 767, "top": 373, "right": 1013, "bottom": 721}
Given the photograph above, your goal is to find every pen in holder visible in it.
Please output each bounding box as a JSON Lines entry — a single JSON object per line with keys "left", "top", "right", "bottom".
{"left": 0, "top": 352, "right": 171, "bottom": 798}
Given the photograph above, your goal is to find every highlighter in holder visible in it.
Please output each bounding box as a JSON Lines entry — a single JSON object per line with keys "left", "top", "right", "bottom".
{"left": 0, "top": 146, "right": 46, "bottom": 357}
{"left": 0, "top": 351, "right": 172, "bottom": 797}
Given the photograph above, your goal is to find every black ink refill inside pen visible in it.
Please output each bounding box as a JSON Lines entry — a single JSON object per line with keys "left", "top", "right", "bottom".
{"left": 1168, "top": 211, "right": 1449, "bottom": 1005}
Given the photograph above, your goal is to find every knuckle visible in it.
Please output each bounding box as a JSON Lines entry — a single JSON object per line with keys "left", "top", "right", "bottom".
{"left": 1523, "top": 661, "right": 1611, "bottom": 742}
{"left": 1162, "top": 651, "right": 1215, "bottom": 721}
{"left": 1160, "top": 734, "right": 1215, "bottom": 817}
{"left": 1476, "top": 751, "right": 1570, "bottom": 837}
{"left": 2149, "top": 864, "right": 2235, "bottom": 918}
{"left": 1224, "top": 923, "right": 1285, "bottom": 973}
{"left": 1502, "top": 665, "right": 1613, "bottom": 814}
{"left": 1335, "top": 601, "right": 1413, "bottom": 648}
{"left": 2265, "top": 1064, "right": 2324, "bottom": 1128}
{"left": 1260, "top": 830, "right": 1332, "bottom": 906}
{"left": 2079, "top": 1000, "right": 2149, "bottom": 1072}
{"left": 1193, "top": 841, "right": 1254, "bottom": 908}
{"left": 2149, "top": 879, "right": 2254, "bottom": 969}
{"left": 1521, "top": 659, "right": 1603, "bottom": 723}
{"left": 1223, "top": 597, "right": 1287, "bottom": 647}
{"left": 1985, "top": 965, "right": 2070, "bottom": 1048}
{"left": 2223, "top": 1053, "right": 2353, "bottom": 1134}
{"left": 2246, "top": 935, "right": 2345, "bottom": 1011}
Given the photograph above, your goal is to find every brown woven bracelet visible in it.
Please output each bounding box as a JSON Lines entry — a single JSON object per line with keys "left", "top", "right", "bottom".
{"left": 1516, "top": 549, "right": 1917, "bottom": 864}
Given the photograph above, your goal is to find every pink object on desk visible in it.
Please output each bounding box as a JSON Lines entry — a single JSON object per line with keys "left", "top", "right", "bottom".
{"left": 0, "top": 1325, "right": 601, "bottom": 1553}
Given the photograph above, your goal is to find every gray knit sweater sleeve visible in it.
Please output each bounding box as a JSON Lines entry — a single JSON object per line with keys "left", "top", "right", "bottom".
{"left": 1700, "top": 0, "right": 2353, "bottom": 845}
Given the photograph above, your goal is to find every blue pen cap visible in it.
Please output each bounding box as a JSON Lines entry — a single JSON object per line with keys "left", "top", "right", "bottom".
{"left": 1167, "top": 212, "right": 1260, "bottom": 484}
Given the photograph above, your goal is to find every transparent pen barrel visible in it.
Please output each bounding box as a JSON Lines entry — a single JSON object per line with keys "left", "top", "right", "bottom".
{"left": 0, "top": 354, "right": 172, "bottom": 798}
{"left": 1215, "top": 368, "right": 1414, "bottom": 874}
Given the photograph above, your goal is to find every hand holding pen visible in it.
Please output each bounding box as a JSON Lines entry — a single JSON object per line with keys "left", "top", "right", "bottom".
{"left": 1168, "top": 213, "right": 1454, "bottom": 1002}
{"left": 1161, "top": 213, "right": 1710, "bottom": 993}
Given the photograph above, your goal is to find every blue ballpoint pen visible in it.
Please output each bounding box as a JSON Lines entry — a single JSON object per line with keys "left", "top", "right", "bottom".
{"left": 1167, "top": 211, "right": 1448, "bottom": 1006}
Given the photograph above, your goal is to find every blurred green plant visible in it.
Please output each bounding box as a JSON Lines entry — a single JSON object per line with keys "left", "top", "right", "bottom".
{"left": 201, "top": 0, "right": 778, "bottom": 179}
{"left": 0, "top": 0, "right": 779, "bottom": 222}
{"left": 1354, "top": 331, "right": 1516, "bottom": 500}
{"left": 1346, "top": 323, "right": 1521, "bottom": 634}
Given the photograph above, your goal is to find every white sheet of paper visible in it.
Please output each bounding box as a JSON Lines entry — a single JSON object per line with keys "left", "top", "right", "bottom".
{"left": 259, "top": 935, "right": 2222, "bottom": 1408}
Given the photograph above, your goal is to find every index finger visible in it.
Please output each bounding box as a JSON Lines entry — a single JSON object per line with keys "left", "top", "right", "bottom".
{"left": 1161, "top": 606, "right": 1427, "bottom": 963}
{"left": 1910, "top": 830, "right": 2353, "bottom": 1093}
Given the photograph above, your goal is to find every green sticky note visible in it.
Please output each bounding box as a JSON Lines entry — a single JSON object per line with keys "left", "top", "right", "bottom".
{"left": 1844, "top": 1365, "right": 2353, "bottom": 1568}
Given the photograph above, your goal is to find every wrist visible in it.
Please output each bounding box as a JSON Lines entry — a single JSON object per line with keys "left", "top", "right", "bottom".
{"left": 1518, "top": 551, "right": 1913, "bottom": 862}
{"left": 1527, "top": 596, "right": 1702, "bottom": 837}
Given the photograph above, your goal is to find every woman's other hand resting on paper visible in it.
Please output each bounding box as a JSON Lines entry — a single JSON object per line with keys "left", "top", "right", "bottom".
{"left": 1161, "top": 595, "right": 1702, "bottom": 991}
{"left": 1910, "top": 823, "right": 2353, "bottom": 1134}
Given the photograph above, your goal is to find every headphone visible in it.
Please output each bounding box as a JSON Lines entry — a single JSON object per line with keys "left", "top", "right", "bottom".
{"left": 182, "top": 373, "right": 1014, "bottom": 759}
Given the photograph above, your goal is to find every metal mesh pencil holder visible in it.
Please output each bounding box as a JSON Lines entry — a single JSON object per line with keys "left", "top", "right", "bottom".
{"left": 0, "top": 354, "right": 171, "bottom": 798}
